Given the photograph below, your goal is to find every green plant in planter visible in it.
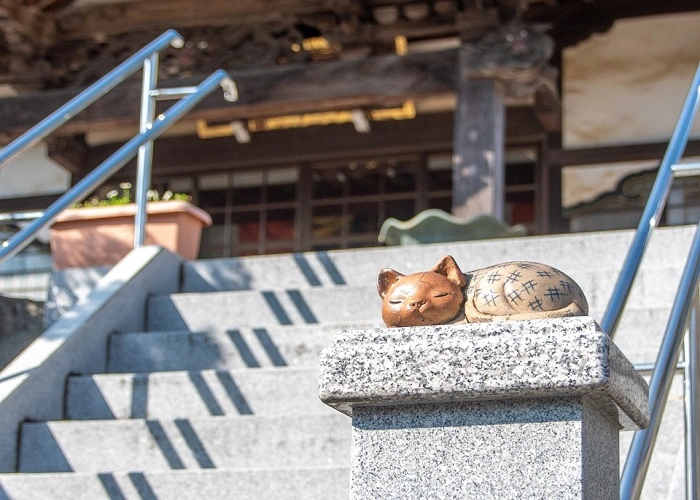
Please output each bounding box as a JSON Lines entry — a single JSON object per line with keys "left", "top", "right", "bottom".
{"left": 52, "top": 183, "right": 210, "bottom": 269}
{"left": 74, "top": 183, "right": 191, "bottom": 208}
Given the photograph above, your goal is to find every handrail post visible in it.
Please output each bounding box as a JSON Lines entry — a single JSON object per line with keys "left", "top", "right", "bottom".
{"left": 620, "top": 221, "right": 700, "bottom": 499}
{"left": 134, "top": 53, "right": 159, "bottom": 248}
{"left": 685, "top": 300, "right": 700, "bottom": 500}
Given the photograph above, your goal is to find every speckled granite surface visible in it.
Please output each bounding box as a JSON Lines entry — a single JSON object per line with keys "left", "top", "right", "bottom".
{"left": 351, "top": 398, "right": 618, "bottom": 500}
{"left": 318, "top": 316, "right": 649, "bottom": 431}
{"left": 319, "top": 317, "right": 645, "bottom": 499}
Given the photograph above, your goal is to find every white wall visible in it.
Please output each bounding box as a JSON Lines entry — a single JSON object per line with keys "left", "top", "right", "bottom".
{"left": 563, "top": 12, "right": 700, "bottom": 148}
{"left": 562, "top": 12, "right": 700, "bottom": 209}
{"left": 0, "top": 143, "right": 71, "bottom": 200}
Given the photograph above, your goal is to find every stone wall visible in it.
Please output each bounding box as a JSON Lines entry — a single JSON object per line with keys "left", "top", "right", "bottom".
{"left": 0, "top": 295, "right": 44, "bottom": 370}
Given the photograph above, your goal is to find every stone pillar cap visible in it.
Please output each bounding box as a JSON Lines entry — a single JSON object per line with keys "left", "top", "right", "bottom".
{"left": 319, "top": 317, "right": 649, "bottom": 431}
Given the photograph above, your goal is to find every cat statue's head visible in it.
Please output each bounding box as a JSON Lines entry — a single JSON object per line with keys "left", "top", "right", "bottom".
{"left": 377, "top": 255, "right": 467, "bottom": 328}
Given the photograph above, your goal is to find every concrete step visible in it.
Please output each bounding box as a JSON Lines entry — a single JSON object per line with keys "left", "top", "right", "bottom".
{"left": 146, "top": 265, "right": 683, "bottom": 334}
{"left": 588, "top": 306, "right": 670, "bottom": 365}
{"left": 66, "top": 367, "right": 333, "bottom": 420}
{"left": 146, "top": 286, "right": 383, "bottom": 332}
{"left": 108, "top": 322, "right": 381, "bottom": 373}
{"left": 113, "top": 305, "right": 669, "bottom": 374}
{"left": 0, "top": 466, "right": 350, "bottom": 500}
{"left": 18, "top": 413, "right": 350, "bottom": 473}
{"left": 6, "top": 381, "right": 684, "bottom": 499}
{"left": 182, "top": 226, "right": 695, "bottom": 292}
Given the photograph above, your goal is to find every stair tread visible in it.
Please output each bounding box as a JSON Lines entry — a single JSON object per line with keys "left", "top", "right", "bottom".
{"left": 146, "top": 266, "right": 685, "bottom": 333}
{"left": 108, "top": 322, "right": 381, "bottom": 372}
{"left": 73, "top": 365, "right": 320, "bottom": 378}
{"left": 0, "top": 465, "right": 350, "bottom": 500}
{"left": 112, "top": 304, "right": 676, "bottom": 373}
{"left": 181, "top": 226, "right": 695, "bottom": 292}
{"left": 67, "top": 367, "right": 332, "bottom": 420}
{"left": 19, "top": 413, "right": 350, "bottom": 473}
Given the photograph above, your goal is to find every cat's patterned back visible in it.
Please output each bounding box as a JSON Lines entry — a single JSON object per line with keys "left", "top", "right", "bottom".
{"left": 464, "top": 261, "right": 588, "bottom": 323}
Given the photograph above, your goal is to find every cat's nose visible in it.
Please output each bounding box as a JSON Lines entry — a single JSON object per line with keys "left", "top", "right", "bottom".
{"left": 409, "top": 299, "right": 425, "bottom": 309}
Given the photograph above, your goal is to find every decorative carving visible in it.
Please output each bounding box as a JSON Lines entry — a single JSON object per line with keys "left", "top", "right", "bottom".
{"left": 0, "top": 0, "right": 46, "bottom": 84}
{"left": 0, "top": 0, "right": 694, "bottom": 94}
{"left": 462, "top": 21, "right": 553, "bottom": 74}
{"left": 378, "top": 255, "right": 588, "bottom": 327}
{"left": 462, "top": 20, "right": 557, "bottom": 102}
{"left": 39, "top": 18, "right": 329, "bottom": 88}
{"left": 42, "top": 32, "right": 155, "bottom": 87}
{"left": 564, "top": 168, "right": 657, "bottom": 217}
{"left": 564, "top": 165, "right": 700, "bottom": 223}
{"left": 4, "top": 1, "right": 549, "bottom": 91}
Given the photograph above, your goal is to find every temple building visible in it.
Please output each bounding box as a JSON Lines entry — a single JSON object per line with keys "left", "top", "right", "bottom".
{"left": 0, "top": 0, "right": 699, "bottom": 257}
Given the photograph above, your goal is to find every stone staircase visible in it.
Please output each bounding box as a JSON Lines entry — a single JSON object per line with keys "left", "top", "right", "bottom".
{"left": 0, "top": 226, "right": 695, "bottom": 499}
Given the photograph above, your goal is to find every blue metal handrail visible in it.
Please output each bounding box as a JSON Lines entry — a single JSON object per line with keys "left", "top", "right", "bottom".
{"left": 0, "top": 30, "right": 237, "bottom": 266}
{"left": 603, "top": 63, "right": 700, "bottom": 499}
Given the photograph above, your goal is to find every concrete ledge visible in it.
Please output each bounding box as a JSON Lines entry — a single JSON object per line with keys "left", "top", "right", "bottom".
{"left": 0, "top": 246, "right": 183, "bottom": 472}
{"left": 319, "top": 317, "right": 649, "bottom": 431}
{"left": 44, "top": 265, "right": 110, "bottom": 328}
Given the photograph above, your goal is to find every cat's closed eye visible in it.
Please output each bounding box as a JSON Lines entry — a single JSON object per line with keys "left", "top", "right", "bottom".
{"left": 433, "top": 292, "right": 450, "bottom": 298}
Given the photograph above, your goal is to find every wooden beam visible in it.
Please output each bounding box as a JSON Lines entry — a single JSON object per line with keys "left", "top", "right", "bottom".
{"left": 540, "top": 133, "right": 568, "bottom": 234}
{"left": 85, "top": 111, "right": 457, "bottom": 178}
{"left": 532, "top": 84, "right": 561, "bottom": 133}
{"left": 0, "top": 49, "right": 461, "bottom": 140}
{"left": 49, "top": 0, "right": 341, "bottom": 41}
{"left": 550, "top": 140, "right": 700, "bottom": 167}
{"left": 80, "top": 107, "right": 545, "bottom": 179}
{"left": 45, "top": 135, "right": 89, "bottom": 176}
{"left": 0, "top": 193, "right": 61, "bottom": 213}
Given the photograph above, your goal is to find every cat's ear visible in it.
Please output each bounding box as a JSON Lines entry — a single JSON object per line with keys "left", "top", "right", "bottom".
{"left": 431, "top": 255, "right": 467, "bottom": 287}
{"left": 377, "top": 269, "right": 403, "bottom": 298}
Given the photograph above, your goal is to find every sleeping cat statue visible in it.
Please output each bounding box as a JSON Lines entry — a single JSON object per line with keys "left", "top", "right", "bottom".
{"left": 377, "top": 255, "right": 588, "bottom": 327}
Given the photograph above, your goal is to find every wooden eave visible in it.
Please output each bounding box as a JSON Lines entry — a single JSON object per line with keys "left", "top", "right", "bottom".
{"left": 0, "top": 49, "right": 456, "bottom": 137}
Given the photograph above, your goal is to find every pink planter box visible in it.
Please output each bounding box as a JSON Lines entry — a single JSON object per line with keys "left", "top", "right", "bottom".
{"left": 50, "top": 201, "right": 212, "bottom": 270}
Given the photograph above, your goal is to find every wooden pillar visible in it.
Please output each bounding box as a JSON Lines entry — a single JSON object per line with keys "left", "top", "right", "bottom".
{"left": 452, "top": 49, "right": 505, "bottom": 220}
{"left": 541, "top": 133, "right": 568, "bottom": 233}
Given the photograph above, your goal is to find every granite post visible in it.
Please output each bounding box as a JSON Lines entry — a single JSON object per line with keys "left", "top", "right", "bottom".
{"left": 319, "top": 317, "right": 649, "bottom": 500}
